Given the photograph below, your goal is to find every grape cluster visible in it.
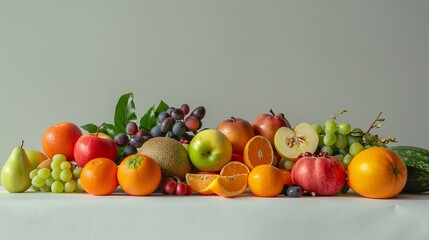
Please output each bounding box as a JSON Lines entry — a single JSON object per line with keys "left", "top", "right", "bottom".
{"left": 151, "top": 104, "right": 206, "bottom": 142}
{"left": 114, "top": 122, "right": 151, "bottom": 160}
{"left": 161, "top": 177, "right": 192, "bottom": 196}
{"left": 29, "top": 154, "right": 84, "bottom": 193}
{"left": 312, "top": 119, "right": 387, "bottom": 168}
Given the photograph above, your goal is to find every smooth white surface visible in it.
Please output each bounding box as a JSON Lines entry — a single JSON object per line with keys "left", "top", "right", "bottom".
{"left": 0, "top": 0, "right": 429, "bottom": 165}
{"left": 1, "top": 186, "right": 429, "bottom": 240}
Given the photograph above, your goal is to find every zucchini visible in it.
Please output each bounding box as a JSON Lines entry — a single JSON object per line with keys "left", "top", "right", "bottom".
{"left": 390, "top": 146, "right": 429, "bottom": 193}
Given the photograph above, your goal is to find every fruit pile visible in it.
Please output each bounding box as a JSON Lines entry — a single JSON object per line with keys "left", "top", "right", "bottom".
{"left": 1, "top": 93, "right": 427, "bottom": 199}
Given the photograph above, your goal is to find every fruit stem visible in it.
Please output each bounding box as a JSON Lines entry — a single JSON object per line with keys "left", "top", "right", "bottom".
{"left": 96, "top": 122, "right": 105, "bottom": 137}
{"left": 231, "top": 116, "right": 236, "bottom": 122}
{"left": 365, "top": 112, "right": 383, "bottom": 133}
{"left": 269, "top": 108, "right": 275, "bottom": 116}
{"left": 20, "top": 140, "right": 24, "bottom": 148}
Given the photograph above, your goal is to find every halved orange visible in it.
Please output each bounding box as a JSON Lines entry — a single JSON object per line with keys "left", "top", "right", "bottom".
{"left": 220, "top": 161, "right": 250, "bottom": 176}
{"left": 243, "top": 136, "right": 274, "bottom": 170}
{"left": 185, "top": 173, "right": 219, "bottom": 195}
{"left": 208, "top": 174, "right": 248, "bottom": 198}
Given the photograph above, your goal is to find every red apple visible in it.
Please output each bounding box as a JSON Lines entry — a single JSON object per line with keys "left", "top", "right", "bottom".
{"left": 216, "top": 117, "right": 255, "bottom": 155}
{"left": 291, "top": 156, "right": 346, "bottom": 196}
{"left": 231, "top": 153, "right": 244, "bottom": 163}
{"left": 252, "top": 109, "right": 291, "bottom": 146}
{"left": 73, "top": 132, "right": 118, "bottom": 167}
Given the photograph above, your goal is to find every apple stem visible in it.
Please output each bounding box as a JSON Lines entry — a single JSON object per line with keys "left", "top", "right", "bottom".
{"left": 231, "top": 116, "right": 236, "bottom": 122}
{"left": 96, "top": 122, "right": 105, "bottom": 137}
{"left": 269, "top": 109, "right": 275, "bottom": 116}
{"left": 20, "top": 140, "right": 24, "bottom": 148}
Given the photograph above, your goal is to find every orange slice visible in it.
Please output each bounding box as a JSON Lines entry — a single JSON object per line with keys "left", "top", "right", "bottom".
{"left": 243, "top": 136, "right": 274, "bottom": 170}
{"left": 208, "top": 174, "right": 248, "bottom": 198}
{"left": 185, "top": 173, "right": 219, "bottom": 195}
{"left": 220, "top": 161, "right": 250, "bottom": 176}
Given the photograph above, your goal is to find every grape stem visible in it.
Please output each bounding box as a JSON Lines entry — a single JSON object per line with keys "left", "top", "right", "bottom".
{"left": 365, "top": 112, "right": 383, "bottom": 133}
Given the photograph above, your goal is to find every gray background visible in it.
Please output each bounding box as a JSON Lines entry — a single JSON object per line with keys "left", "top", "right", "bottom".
{"left": 1, "top": 0, "right": 428, "bottom": 169}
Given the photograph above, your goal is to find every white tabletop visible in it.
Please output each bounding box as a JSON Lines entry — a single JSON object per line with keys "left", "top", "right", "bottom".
{"left": 1, "top": 187, "right": 428, "bottom": 240}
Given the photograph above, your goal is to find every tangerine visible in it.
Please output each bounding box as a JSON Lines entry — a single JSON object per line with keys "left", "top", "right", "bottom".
{"left": 220, "top": 161, "right": 250, "bottom": 176}
{"left": 347, "top": 147, "right": 407, "bottom": 199}
{"left": 209, "top": 174, "right": 248, "bottom": 198}
{"left": 80, "top": 158, "right": 118, "bottom": 196}
{"left": 117, "top": 154, "right": 161, "bottom": 196}
{"left": 186, "top": 173, "right": 219, "bottom": 195}
{"left": 248, "top": 164, "right": 283, "bottom": 197}
{"left": 243, "top": 136, "right": 274, "bottom": 170}
{"left": 41, "top": 122, "right": 82, "bottom": 160}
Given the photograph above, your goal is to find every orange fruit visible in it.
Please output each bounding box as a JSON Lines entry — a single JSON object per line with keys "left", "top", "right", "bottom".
{"left": 347, "top": 147, "right": 407, "bottom": 199}
{"left": 80, "top": 158, "right": 118, "bottom": 196}
{"left": 248, "top": 164, "right": 284, "bottom": 197}
{"left": 243, "top": 136, "right": 274, "bottom": 170}
{"left": 42, "top": 122, "right": 82, "bottom": 160}
{"left": 278, "top": 168, "right": 292, "bottom": 185}
{"left": 186, "top": 173, "right": 219, "bottom": 195}
{"left": 117, "top": 154, "right": 161, "bottom": 196}
{"left": 208, "top": 174, "right": 248, "bottom": 198}
{"left": 220, "top": 161, "right": 250, "bottom": 176}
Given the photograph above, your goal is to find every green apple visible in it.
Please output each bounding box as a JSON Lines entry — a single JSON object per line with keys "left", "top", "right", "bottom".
{"left": 188, "top": 129, "right": 232, "bottom": 171}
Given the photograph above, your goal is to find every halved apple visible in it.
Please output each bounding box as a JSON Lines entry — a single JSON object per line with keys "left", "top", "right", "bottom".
{"left": 274, "top": 122, "right": 319, "bottom": 160}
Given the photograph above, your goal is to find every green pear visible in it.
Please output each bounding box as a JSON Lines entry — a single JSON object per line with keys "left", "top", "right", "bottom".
{"left": 1, "top": 142, "right": 33, "bottom": 193}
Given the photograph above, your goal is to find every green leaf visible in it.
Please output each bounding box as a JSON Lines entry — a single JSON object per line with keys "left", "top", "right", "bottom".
{"left": 155, "top": 100, "right": 169, "bottom": 114}
{"left": 114, "top": 93, "right": 137, "bottom": 134}
{"left": 80, "top": 123, "right": 98, "bottom": 133}
{"left": 100, "top": 123, "right": 117, "bottom": 139}
{"left": 139, "top": 105, "right": 157, "bottom": 131}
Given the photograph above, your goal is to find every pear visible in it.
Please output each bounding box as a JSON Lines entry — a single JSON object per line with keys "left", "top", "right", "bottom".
{"left": 1, "top": 141, "right": 33, "bottom": 193}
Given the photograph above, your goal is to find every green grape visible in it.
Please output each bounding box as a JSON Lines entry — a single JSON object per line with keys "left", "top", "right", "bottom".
{"left": 320, "top": 146, "right": 334, "bottom": 156}
{"left": 337, "top": 122, "right": 351, "bottom": 135}
{"left": 52, "top": 154, "right": 67, "bottom": 162}
{"left": 323, "top": 134, "right": 336, "bottom": 146}
{"left": 334, "top": 154, "right": 345, "bottom": 161}
{"left": 60, "top": 170, "right": 73, "bottom": 182}
{"left": 65, "top": 180, "right": 77, "bottom": 193}
{"left": 335, "top": 135, "right": 348, "bottom": 149}
{"left": 349, "top": 142, "right": 364, "bottom": 156}
{"left": 283, "top": 159, "right": 295, "bottom": 171}
{"left": 347, "top": 135, "right": 359, "bottom": 146}
{"left": 29, "top": 169, "right": 39, "bottom": 180}
{"left": 318, "top": 135, "right": 325, "bottom": 148}
{"left": 73, "top": 167, "right": 82, "bottom": 178}
{"left": 37, "top": 168, "right": 51, "bottom": 179}
{"left": 45, "top": 177, "right": 55, "bottom": 187}
{"left": 350, "top": 128, "right": 363, "bottom": 137}
{"left": 51, "top": 168, "right": 62, "bottom": 181}
{"left": 51, "top": 154, "right": 66, "bottom": 169}
{"left": 40, "top": 185, "right": 51, "bottom": 192}
{"left": 32, "top": 176, "right": 45, "bottom": 188}
{"left": 343, "top": 154, "right": 354, "bottom": 167}
{"left": 51, "top": 181, "right": 64, "bottom": 193}
{"left": 325, "top": 119, "right": 337, "bottom": 134}
{"left": 312, "top": 124, "right": 323, "bottom": 134}
{"left": 60, "top": 161, "right": 71, "bottom": 170}
{"left": 30, "top": 186, "right": 40, "bottom": 191}
{"left": 76, "top": 178, "right": 85, "bottom": 193}
{"left": 338, "top": 149, "right": 348, "bottom": 155}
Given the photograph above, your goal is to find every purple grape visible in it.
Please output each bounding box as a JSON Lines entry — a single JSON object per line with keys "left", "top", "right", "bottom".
{"left": 157, "top": 111, "right": 170, "bottom": 123}
{"left": 180, "top": 104, "right": 190, "bottom": 115}
{"left": 129, "top": 135, "right": 144, "bottom": 148}
{"left": 191, "top": 106, "right": 206, "bottom": 120}
{"left": 126, "top": 122, "right": 138, "bottom": 135}
{"left": 171, "top": 108, "right": 185, "bottom": 121}
{"left": 160, "top": 117, "right": 174, "bottom": 133}
{"left": 172, "top": 122, "right": 186, "bottom": 137}
{"left": 123, "top": 145, "right": 138, "bottom": 157}
{"left": 114, "top": 133, "right": 129, "bottom": 147}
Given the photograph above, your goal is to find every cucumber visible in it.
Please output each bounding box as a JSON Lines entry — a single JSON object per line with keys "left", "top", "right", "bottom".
{"left": 401, "top": 166, "right": 429, "bottom": 193}
{"left": 390, "top": 146, "right": 429, "bottom": 193}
